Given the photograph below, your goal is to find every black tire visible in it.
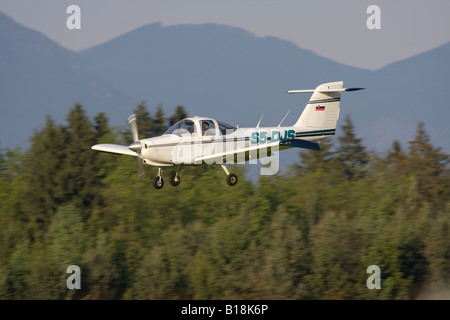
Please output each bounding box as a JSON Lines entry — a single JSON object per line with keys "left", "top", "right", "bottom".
{"left": 226, "top": 173, "right": 238, "bottom": 186}
{"left": 169, "top": 173, "right": 181, "bottom": 186}
{"left": 153, "top": 176, "right": 164, "bottom": 189}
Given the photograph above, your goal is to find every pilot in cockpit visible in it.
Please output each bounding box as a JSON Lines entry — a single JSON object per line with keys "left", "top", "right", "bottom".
{"left": 202, "top": 121, "right": 213, "bottom": 136}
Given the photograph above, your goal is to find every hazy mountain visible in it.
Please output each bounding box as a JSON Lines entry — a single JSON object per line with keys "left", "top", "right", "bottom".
{"left": 78, "top": 22, "right": 367, "bottom": 131}
{"left": 0, "top": 11, "right": 134, "bottom": 149}
{"left": 352, "top": 41, "right": 450, "bottom": 152}
{"left": 1, "top": 11, "right": 448, "bottom": 158}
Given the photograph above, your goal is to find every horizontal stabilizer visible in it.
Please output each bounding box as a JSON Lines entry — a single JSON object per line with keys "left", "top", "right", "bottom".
{"left": 287, "top": 88, "right": 364, "bottom": 94}
{"left": 280, "top": 139, "right": 321, "bottom": 150}
{"left": 92, "top": 144, "right": 138, "bottom": 156}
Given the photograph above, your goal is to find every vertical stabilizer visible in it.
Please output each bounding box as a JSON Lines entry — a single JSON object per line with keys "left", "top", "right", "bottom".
{"left": 293, "top": 81, "right": 344, "bottom": 130}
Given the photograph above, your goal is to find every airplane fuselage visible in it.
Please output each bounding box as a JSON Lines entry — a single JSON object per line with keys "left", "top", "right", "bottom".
{"left": 138, "top": 122, "right": 331, "bottom": 167}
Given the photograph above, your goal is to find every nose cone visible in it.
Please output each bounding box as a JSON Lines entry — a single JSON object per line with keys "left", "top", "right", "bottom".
{"left": 128, "top": 141, "right": 142, "bottom": 153}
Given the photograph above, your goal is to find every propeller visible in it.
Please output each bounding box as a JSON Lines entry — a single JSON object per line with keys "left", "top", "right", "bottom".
{"left": 127, "top": 114, "right": 146, "bottom": 180}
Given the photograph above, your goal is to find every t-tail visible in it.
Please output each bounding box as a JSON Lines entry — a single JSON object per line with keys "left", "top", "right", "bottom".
{"left": 288, "top": 81, "right": 364, "bottom": 141}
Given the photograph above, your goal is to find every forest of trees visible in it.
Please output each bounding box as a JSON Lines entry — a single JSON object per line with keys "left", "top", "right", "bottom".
{"left": 0, "top": 102, "right": 449, "bottom": 300}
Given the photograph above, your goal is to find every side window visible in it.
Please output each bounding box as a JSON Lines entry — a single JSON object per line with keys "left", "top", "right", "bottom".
{"left": 218, "top": 121, "right": 236, "bottom": 135}
{"left": 201, "top": 120, "right": 215, "bottom": 136}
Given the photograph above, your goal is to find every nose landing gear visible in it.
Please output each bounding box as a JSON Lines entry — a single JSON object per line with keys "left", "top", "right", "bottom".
{"left": 152, "top": 168, "right": 164, "bottom": 189}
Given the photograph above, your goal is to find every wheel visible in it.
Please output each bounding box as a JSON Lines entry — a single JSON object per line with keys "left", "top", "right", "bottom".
{"left": 169, "top": 173, "right": 181, "bottom": 186}
{"left": 153, "top": 176, "right": 164, "bottom": 189}
{"left": 226, "top": 173, "right": 238, "bottom": 186}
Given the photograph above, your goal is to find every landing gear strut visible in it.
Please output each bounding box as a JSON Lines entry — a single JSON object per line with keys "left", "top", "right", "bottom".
{"left": 169, "top": 173, "right": 181, "bottom": 186}
{"left": 152, "top": 168, "right": 164, "bottom": 189}
{"left": 169, "top": 167, "right": 181, "bottom": 187}
{"left": 153, "top": 167, "right": 183, "bottom": 189}
{"left": 221, "top": 164, "right": 238, "bottom": 186}
{"left": 152, "top": 165, "right": 236, "bottom": 189}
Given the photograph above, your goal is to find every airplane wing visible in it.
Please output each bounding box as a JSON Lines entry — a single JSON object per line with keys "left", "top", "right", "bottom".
{"left": 193, "top": 141, "right": 279, "bottom": 163}
{"left": 91, "top": 144, "right": 138, "bottom": 157}
{"left": 193, "top": 138, "right": 320, "bottom": 163}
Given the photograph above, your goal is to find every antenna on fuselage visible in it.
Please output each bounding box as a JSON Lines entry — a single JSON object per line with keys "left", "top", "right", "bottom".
{"left": 256, "top": 113, "right": 264, "bottom": 128}
{"left": 278, "top": 110, "right": 290, "bottom": 127}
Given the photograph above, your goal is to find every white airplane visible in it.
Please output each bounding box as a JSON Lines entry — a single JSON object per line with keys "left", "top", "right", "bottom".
{"left": 92, "top": 81, "right": 363, "bottom": 189}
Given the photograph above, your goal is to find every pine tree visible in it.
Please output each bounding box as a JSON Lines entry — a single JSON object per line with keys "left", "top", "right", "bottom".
{"left": 62, "top": 103, "right": 103, "bottom": 217}
{"left": 153, "top": 104, "right": 167, "bottom": 136}
{"left": 336, "top": 115, "right": 368, "bottom": 180}
{"left": 424, "top": 214, "right": 450, "bottom": 297}
{"left": 94, "top": 112, "right": 110, "bottom": 141}
{"left": 407, "top": 122, "right": 449, "bottom": 207}
{"left": 309, "top": 210, "right": 363, "bottom": 299}
{"left": 21, "top": 115, "right": 66, "bottom": 231}
{"left": 383, "top": 139, "right": 409, "bottom": 185}
{"left": 0, "top": 148, "right": 27, "bottom": 266}
{"left": 386, "top": 140, "right": 407, "bottom": 171}
{"left": 135, "top": 101, "right": 155, "bottom": 139}
{"left": 297, "top": 137, "right": 334, "bottom": 174}
{"left": 169, "top": 105, "right": 188, "bottom": 126}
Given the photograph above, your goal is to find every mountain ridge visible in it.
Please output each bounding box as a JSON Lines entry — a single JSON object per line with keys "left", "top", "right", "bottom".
{"left": 0, "top": 11, "right": 448, "bottom": 155}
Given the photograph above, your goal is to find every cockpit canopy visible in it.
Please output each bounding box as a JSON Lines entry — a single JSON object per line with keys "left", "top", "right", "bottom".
{"left": 164, "top": 118, "right": 236, "bottom": 137}
{"left": 164, "top": 119, "right": 196, "bottom": 136}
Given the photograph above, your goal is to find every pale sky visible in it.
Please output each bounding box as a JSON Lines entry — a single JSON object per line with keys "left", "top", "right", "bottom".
{"left": 1, "top": 0, "right": 450, "bottom": 70}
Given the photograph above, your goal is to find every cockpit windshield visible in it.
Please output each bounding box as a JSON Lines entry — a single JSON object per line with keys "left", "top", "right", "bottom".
{"left": 164, "top": 119, "right": 196, "bottom": 136}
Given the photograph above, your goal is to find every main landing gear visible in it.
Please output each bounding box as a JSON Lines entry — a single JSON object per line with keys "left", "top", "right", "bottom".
{"left": 169, "top": 172, "right": 181, "bottom": 187}
{"left": 151, "top": 165, "right": 238, "bottom": 189}
{"left": 221, "top": 164, "right": 238, "bottom": 186}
